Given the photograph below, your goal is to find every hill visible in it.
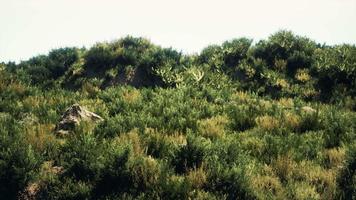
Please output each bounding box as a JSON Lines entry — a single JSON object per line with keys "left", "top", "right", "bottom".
{"left": 0, "top": 31, "right": 355, "bottom": 199}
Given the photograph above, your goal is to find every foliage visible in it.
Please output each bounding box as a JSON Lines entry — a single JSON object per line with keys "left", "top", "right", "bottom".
{"left": 0, "top": 31, "right": 355, "bottom": 199}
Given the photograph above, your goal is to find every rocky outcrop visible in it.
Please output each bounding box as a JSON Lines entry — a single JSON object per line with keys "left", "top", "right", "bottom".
{"left": 55, "top": 104, "right": 103, "bottom": 135}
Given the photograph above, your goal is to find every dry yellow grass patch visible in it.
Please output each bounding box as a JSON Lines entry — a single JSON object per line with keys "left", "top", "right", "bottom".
{"left": 188, "top": 190, "right": 219, "bottom": 200}
{"left": 114, "top": 129, "right": 144, "bottom": 155}
{"left": 276, "top": 78, "right": 290, "bottom": 89}
{"left": 290, "top": 181, "right": 321, "bottom": 200}
{"left": 239, "top": 134, "right": 265, "bottom": 157}
{"left": 295, "top": 69, "right": 311, "bottom": 83}
{"left": 278, "top": 98, "right": 294, "bottom": 108}
{"left": 255, "top": 115, "right": 280, "bottom": 131}
{"left": 81, "top": 82, "right": 100, "bottom": 95}
{"left": 259, "top": 100, "right": 273, "bottom": 110}
{"left": 8, "top": 82, "right": 27, "bottom": 95}
{"left": 25, "top": 123, "right": 57, "bottom": 152}
{"left": 250, "top": 174, "right": 286, "bottom": 200}
{"left": 302, "top": 88, "right": 319, "bottom": 99}
{"left": 128, "top": 155, "right": 161, "bottom": 189}
{"left": 78, "top": 98, "right": 109, "bottom": 117}
{"left": 271, "top": 155, "right": 297, "bottom": 182}
{"left": 23, "top": 96, "right": 44, "bottom": 109}
{"left": 324, "top": 147, "right": 346, "bottom": 169}
{"left": 144, "top": 128, "right": 187, "bottom": 146}
{"left": 233, "top": 91, "right": 250, "bottom": 102}
{"left": 186, "top": 166, "right": 207, "bottom": 189}
{"left": 283, "top": 112, "right": 301, "bottom": 130}
{"left": 122, "top": 89, "right": 141, "bottom": 104}
{"left": 198, "top": 115, "right": 228, "bottom": 139}
{"left": 270, "top": 157, "right": 337, "bottom": 199}
{"left": 291, "top": 160, "right": 337, "bottom": 199}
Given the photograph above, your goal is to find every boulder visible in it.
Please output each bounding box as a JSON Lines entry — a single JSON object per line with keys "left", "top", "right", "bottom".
{"left": 55, "top": 104, "right": 103, "bottom": 135}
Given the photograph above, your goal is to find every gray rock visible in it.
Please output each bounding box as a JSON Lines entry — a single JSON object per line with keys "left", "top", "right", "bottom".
{"left": 55, "top": 104, "right": 103, "bottom": 135}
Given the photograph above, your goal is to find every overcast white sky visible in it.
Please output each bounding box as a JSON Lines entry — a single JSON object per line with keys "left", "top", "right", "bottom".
{"left": 1, "top": 0, "right": 356, "bottom": 62}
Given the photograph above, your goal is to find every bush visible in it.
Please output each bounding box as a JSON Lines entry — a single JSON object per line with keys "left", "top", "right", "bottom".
{"left": 127, "top": 155, "right": 162, "bottom": 194}
{"left": 198, "top": 115, "right": 228, "bottom": 139}
{"left": 61, "top": 131, "right": 107, "bottom": 182}
{"left": 228, "top": 104, "right": 258, "bottom": 132}
{"left": 221, "top": 38, "right": 252, "bottom": 70}
{"left": 48, "top": 48, "right": 79, "bottom": 78}
{"left": 84, "top": 43, "right": 118, "bottom": 72}
{"left": 92, "top": 145, "right": 131, "bottom": 198}
{"left": 321, "top": 107, "right": 355, "bottom": 148}
{"left": 254, "top": 30, "right": 316, "bottom": 73}
{"left": 38, "top": 177, "right": 93, "bottom": 200}
{"left": 143, "top": 128, "right": 182, "bottom": 160}
{"left": 174, "top": 135, "right": 211, "bottom": 173}
{"left": 207, "top": 166, "right": 255, "bottom": 200}
{"left": 337, "top": 142, "right": 356, "bottom": 200}
{"left": 0, "top": 129, "right": 41, "bottom": 200}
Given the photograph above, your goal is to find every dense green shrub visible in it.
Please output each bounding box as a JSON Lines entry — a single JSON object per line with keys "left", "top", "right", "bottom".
{"left": 61, "top": 131, "right": 107, "bottom": 182}
{"left": 221, "top": 38, "right": 252, "bottom": 71}
{"left": 92, "top": 145, "right": 131, "bottom": 198}
{"left": 174, "top": 135, "right": 211, "bottom": 173}
{"left": 38, "top": 177, "right": 93, "bottom": 200}
{"left": 254, "top": 30, "right": 316, "bottom": 74}
{"left": 0, "top": 120, "right": 41, "bottom": 200}
{"left": 320, "top": 107, "right": 356, "bottom": 148}
{"left": 227, "top": 104, "right": 258, "bottom": 132}
{"left": 207, "top": 166, "right": 255, "bottom": 200}
{"left": 313, "top": 44, "right": 356, "bottom": 101}
{"left": 337, "top": 142, "right": 356, "bottom": 200}
{"left": 47, "top": 48, "right": 79, "bottom": 78}
{"left": 84, "top": 43, "right": 118, "bottom": 72}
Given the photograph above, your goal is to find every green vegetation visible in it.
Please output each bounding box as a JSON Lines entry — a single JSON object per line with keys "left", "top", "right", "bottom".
{"left": 1, "top": 31, "right": 355, "bottom": 199}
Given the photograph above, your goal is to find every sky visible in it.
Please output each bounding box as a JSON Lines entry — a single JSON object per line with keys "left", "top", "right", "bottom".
{"left": 1, "top": 0, "right": 356, "bottom": 63}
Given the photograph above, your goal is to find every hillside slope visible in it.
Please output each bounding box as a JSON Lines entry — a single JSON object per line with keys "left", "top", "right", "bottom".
{"left": 0, "top": 31, "right": 355, "bottom": 199}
